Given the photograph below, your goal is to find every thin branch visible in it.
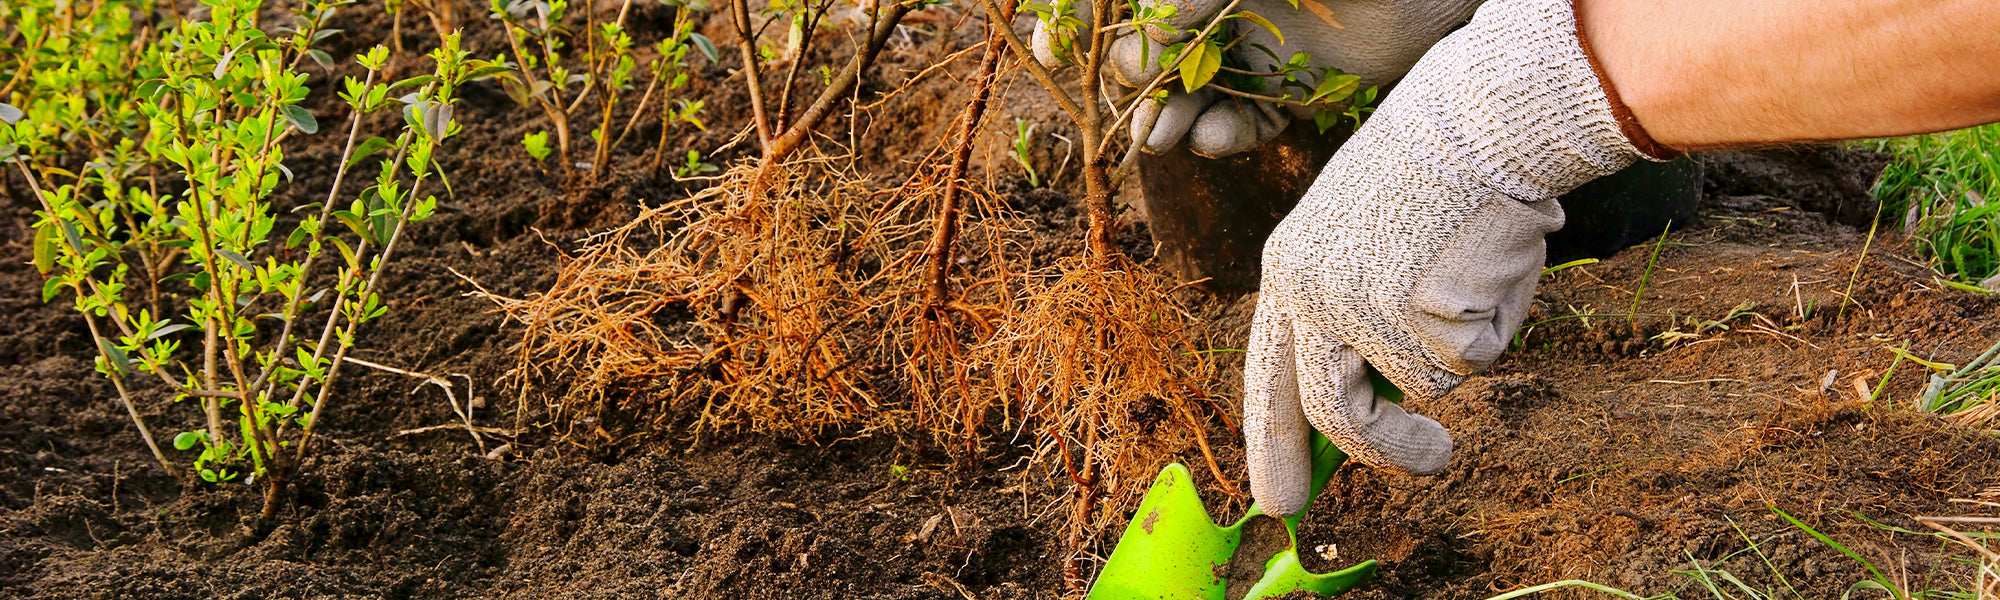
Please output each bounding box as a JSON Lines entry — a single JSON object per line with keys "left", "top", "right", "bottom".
{"left": 762, "top": 0, "right": 916, "bottom": 163}
{"left": 978, "top": 0, "right": 1086, "bottom": 125}
{"left": 89, "top": 317, "right": 174, "bottom": 473}
{"left": 240, "top": 66, "right": 384, "bottom": 408}
{"left": 1204, "top": 82, "right": 1310, "bottom": 107}
{"left": 296, "top": 170, "right": 430, "bottom": 461}
{"left": 732, "top": 0, "right": 774, "bottom": 149}
{"left": 923, "top": 27, "right": 1006, "bottom": 305}
{"left": 775, "top": 0, "right": 839, "bottom": 131}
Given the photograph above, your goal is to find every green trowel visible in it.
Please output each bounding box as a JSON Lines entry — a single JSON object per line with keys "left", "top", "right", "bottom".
{"left": 1084, "top": 431, "right": 1374, "bottom": 600}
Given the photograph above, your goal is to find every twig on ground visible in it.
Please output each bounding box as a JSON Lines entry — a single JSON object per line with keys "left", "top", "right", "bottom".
{"left": 341, "top": 356, "right": 486, "bottom": 452}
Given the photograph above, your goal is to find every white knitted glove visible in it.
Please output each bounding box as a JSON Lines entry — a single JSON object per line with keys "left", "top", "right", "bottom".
{"left": 1244, "top": 0, "right": 1665, "bottom": 517}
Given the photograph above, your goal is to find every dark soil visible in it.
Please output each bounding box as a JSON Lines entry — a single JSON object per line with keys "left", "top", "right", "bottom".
{"left": 5, "top": 2, "right": 1999, "bottom": 599}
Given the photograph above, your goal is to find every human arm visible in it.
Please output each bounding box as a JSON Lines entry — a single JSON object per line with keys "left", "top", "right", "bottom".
{"left": 1582, "top": 0, "right": 2000, "bottom": 150}
{"left": 1246, "top": 0, "right": 2000, "bottom": 517}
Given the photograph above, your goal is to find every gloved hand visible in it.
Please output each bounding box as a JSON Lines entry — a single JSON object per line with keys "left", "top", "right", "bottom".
{"left": 1243, "top": 0, "right": 1670, "bottom": 517}
{"left": 1028, "top": 0, "right": 1481, "bottom": 157}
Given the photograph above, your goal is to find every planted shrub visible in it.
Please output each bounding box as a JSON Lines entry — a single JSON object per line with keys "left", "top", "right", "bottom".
{"left": 485, "top": 0, "right": 716, "bottom": 181}
{"left": 4, "top": 0, "right": 497, "bottom": 515}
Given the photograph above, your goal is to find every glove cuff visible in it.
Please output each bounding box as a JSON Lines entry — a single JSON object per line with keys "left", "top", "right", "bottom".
{"left": 1572, "top": 0, "right": 1678, "bottom": 161}
{"left": 1405, "top": 0, "right": 1646, "bottom": 201}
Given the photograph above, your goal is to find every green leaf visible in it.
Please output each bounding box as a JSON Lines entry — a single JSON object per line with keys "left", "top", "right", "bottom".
{"left": 174, "top": 431, "right": 204, "bottom": 451}
{"left": 1769, "top": 503, "right": 1900, "bottom": 599}
{"left": 1313, "top": 108, "right": 1340, "bottom": 133}
{"left": 1938, "top": 279, "right": 1995, "bottom": 294}
{"left": 58, "top": 219, "right": 84, "bottom": 254}
{"left": 1541, "top": 258, "right": 1599, "bottom": 276}
{"left": 1311, "top": 72, "right": 1360, "bottom": 104}
{"left": 1233, "top": 11, "right": 1283, "bottom": 44}
{"left": 148, "top": 323, "right": 195, "bottom": 340}
{"left": 422, "top": 103, "right": 453, "bottom": 140}
{"left": 32, "top": 222, "right": 57, "bottom": 275}
{"left": 281, "top": 105, "right": 320, "bottom": 134}
{"left": 414, "top": 195, "right": 438, "bottom": 221}
{"left": 307, "top": 49, "right": 335, "bottom": 73}
{"left": 213, "top": 42, "right": 245, "bottom": 80}
{"left": 333, "top": 210, "right": 372, "bottom": 243}
{"left": 347, "top": 136, "right": 395, "bottom": 168}
{"left": 1178, "top": 40, "right": 1220, "bottom": 93}
{"left": 387, "top": 75, "right": 441, "bottom": 92}
{"left": 403, "top": 100, "right": 427, "bottom": 132}
{"left": 217, "top": 249, "right": 256, "bottom": 271}
{"left": 689, "top": 32, "right": 719, "bottom": 63}
{"left": 461, "top": 62, "right": 515, "bottom": 82}
{"left": 96, "top": 336, "right": 132, "bottom": 377}
{"left": 329, "top": 236, "right": 360, "bottom": 272}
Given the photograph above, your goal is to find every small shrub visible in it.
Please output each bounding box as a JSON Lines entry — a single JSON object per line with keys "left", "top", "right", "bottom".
{"left": 4, "top": 0, "right": 494, "bottom": 515}
{"left": 485, "top": 0, "right": 715, "bottom": 181}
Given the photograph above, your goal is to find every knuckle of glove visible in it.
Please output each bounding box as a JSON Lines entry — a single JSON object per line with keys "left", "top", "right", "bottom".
{"left": 1295, "top": 342, "right": 1454, "bottom": 476}
{"left": 1406, "top": 197, "right": 1564, "bottom": 374}
{"left": 1187, "top": 100, "right": 1287, "bottom": 158}
{"left": 1188, "top": 103, "right": 1260, "bottom": 158}
{"left": 1109, "top": 34, "right": 1165, "bottom": 87}
{"left": 1137, "top": 88, "right": 1214, "bottom": 153}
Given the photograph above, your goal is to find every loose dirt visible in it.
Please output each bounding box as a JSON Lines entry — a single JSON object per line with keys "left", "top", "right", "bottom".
{"left": 4, "top": 3, "right": 1998, "bottom": 599}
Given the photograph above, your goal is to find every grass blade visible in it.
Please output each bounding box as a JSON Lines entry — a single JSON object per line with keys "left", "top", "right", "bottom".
{"left": 1769, "top": 503, "right": 1906, "bottom": 600}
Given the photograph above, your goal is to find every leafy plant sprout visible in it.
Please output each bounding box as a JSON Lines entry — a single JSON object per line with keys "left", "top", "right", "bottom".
{"left": 5, "top": 0, "right": 493, "bottom": 517}
{"left": 1913, "top": 336, "right": 2000, "bottom": 427}
{"left": 523, "top": 129, "right": 554, "bottom": 164}
{"left": 1009, "top": 117, "right": 1042, "bottom": 187}
{"left": 674, "top": 149, "right": 718, "bottom": 179}
{"left": 487, "top": 0, "right": 716, "bottom": 182}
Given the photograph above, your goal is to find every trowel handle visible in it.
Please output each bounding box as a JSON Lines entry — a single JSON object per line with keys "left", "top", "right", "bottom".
{"left": 1286, "top": 369, "right": 1398, "bottom": 530}
{"left": 1286, "top": 431, "right": 1346, "bottom": 531}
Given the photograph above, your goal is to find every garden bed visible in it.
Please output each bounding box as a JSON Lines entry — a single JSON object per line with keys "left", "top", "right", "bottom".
{"left": 3, "top": 2, "right": 1998, "bottom": 598}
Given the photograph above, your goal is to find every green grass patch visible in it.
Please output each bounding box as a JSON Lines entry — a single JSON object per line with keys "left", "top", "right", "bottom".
{"left": 1871, "top": 124, "right": 2000, "bottom": 285}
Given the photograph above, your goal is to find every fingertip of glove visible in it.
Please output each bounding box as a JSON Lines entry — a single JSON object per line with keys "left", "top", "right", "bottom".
{"left": 1393, "top": 414, "right": 1454, "bottom": 476}
{"left": 1030, "top": 27, "right": 1063, "bottom": 70}
{"left": 1188, "top": 105, "right": 1257, "bottom": 158}
{"left": 1252, "top": 487, "right": 1307, "bottom": 519}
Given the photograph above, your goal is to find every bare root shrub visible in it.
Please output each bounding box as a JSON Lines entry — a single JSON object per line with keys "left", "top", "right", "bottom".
{"left": 485, "top": 154, "right": 912, "bottom": 441}
{"left": 478, "top": 11, "right": 1244, "bottom": 591}
{"left": 888, "top": 178, "right": 1023, "bottom": 456}
{"left": 882, "top": 33, "right": 1025, "bottom": 459}
{"left": 984, "top": 256, "right": 1241, "bottom": 589}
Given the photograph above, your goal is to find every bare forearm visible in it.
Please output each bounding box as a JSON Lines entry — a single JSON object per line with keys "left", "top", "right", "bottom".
{"left": 1581, "top": 0, "right": 2000, "bottom": 150}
